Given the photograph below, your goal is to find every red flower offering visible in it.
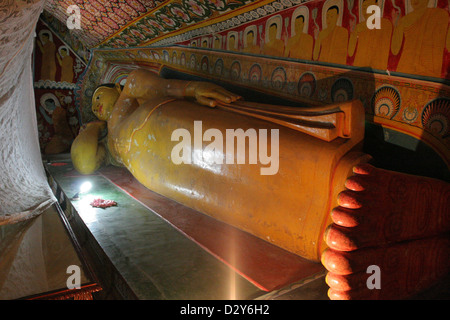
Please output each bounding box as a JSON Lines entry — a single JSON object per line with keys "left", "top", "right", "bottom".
{"left": 90, "top": 198, "right": 117, "bottom": 208}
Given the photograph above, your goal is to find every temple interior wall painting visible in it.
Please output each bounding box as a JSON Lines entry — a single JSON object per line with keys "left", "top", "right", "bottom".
{"left": 167, "top": 0, "right": 450, "bottom": 80}
{"left": 41, "top": 0, "right": 449, "bottom": 78}
{"left": 0, "top": 0, "right": 446, "bottom": 301}
{"left": 40, "top": 0, "right": 449, "bottom": 180}
{"left": 33, "top": 20, "right": 85, "bottom": 154}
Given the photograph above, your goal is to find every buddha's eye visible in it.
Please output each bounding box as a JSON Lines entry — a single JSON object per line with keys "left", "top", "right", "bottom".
{"left": 96, "top": 96, "right": 100, "bottom": 101}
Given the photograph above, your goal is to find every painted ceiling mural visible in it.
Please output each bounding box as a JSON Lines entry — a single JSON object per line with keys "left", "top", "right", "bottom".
{"left": 42, "top": 0, "right": 449, "bottom": 78}
{"left": 42, "top": 0, "right": 272, "bottom": 48}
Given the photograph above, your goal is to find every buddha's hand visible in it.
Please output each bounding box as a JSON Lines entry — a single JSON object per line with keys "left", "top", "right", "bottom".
{"left": 79, "top": 120, "right": 106, "bottom": 134}
{"left": 191, "top": 82, "right": 241, "bottom": 108}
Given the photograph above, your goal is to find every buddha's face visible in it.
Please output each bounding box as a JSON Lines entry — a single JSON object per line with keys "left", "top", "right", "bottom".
{"left": 410, "top": 0, "right": 428, "bottom": 10}
{"left": 268, "top": 24, "right": 277, "bottom": 41}
{"left": 326, "top": 8, "right": 339, "bottom": 27}
{"left": 229, "top": 36, "right": 235, "bottom": 49}
{"left": 362, "top": 0, "right": 377, "bottom": 19}
{"left": 214, "top": 38, "right": 220, "bottom": 49}
{"left": 246, "top": 32, "right": 254, "bottom": 46}
{"left": 42, "top": 34, "right": 49, "bottom": 44}
{"left": 92, "top": 86, "right": 120, "bottom": 121}
{"left": 295, "top": 17, "right": 305, "bottom": 33}
{"left": 44, "top": 99, "right": 56, "bottom": 113}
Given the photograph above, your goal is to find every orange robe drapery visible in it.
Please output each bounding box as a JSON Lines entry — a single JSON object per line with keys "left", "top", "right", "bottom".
{"left": 352, "top": 19, "right": 393, "bottom": 70}
{"left": 395, "top": 8, "right": 448, "bottom": 78}
{"left": 318, "top": 26, "right": 348, "bottom": 65}
{"left": 40, "top": 41, "right": 56, "bottom": 81}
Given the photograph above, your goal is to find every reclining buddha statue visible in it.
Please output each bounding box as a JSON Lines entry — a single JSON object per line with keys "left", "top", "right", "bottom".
{"left": 71, "top": 69, "right": 450, "bottom": 299}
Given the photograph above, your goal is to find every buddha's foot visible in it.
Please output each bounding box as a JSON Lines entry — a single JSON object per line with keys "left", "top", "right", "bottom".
{"left": 322, "top": 235, "right": 450, "bottom": 299}
{"left": 322, "top": 163, "right": 450, "bottom": 299}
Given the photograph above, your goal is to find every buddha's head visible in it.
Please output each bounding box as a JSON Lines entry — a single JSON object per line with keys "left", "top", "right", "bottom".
{"left": 92, "top": 83, "right": 121, "bottom": 121}
{"left": 268, "top": 23, "right": 278, "bottom": 41}
{"left": 44, "top": 98, "right": 56, "bottom": 113}
{"left": 214, "top": 37, "right": 220, "bottom": 49}
{"left": 410, "top": 0, "right": 428, "bottom": 10}
{"left": 294, "top": 15, "right": 305, "bottom": 34}
{"left": 228, "top": 35, "right": 236, "bottom": 49}
{"left": 246, "top": 30, "right": 255, "bottom": 46}
{"left": 326, "top": 6, "right": 339, "bottom": 28}
{"left": 41, "top": 32, "right": 50, "bottom": 44}
{"left": 60, "top": 48, "right": 68, "bottom": 57}
{"left": 362, "top": 0, "right": 378, "bottom": 19}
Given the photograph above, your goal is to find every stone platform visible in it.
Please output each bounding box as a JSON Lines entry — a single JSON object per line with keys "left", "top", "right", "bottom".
{"left": 44, "top": 155, "right": 327, "bottom": 300}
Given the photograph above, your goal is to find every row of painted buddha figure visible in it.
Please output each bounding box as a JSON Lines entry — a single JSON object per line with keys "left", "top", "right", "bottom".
{"left": 36, "top": 30, "right": 74, "bottom": 83}
{"left": 197, "top": 0, "right": 449, "bottom": 78}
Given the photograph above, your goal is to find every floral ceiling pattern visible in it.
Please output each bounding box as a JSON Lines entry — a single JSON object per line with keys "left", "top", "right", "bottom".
{"left": 42, "top": 0, "right": 289, "bottom": 51}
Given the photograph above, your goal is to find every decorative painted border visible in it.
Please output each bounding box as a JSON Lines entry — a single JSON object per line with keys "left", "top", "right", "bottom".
{"left": 78, "top": 45, "right": 450, "bottom": 167}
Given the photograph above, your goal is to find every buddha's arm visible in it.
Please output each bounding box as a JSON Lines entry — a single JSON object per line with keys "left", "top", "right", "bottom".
{"left": 348, "top": 31, "right": 358, "bottom": 57}
{"left": 182, "top": 80, "right": 241, "bottom": 107}
{"left": 391, "top": 18, "right": 404, "bottom": 55}
{"left": 121, "top": 69, "right": 240, "bottom": 108}
{"left": 313, "top": 31, "right": 323, "bottom": 60}
{"left": 284, "top": 38, "right": 293, "bottom": 57}
{"left": 71, "top": 121, "right": 107, "bottom": 175}
{"left": 36, "top": 40, "right": 43, "bottom": 52}
{"left": 348, "top": 23, "right": 364, "bottom": 57}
